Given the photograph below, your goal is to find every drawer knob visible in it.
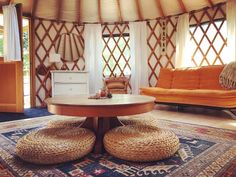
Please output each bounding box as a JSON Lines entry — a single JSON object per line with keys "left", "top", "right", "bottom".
{"left": 69, "top": 88, "right": 72, "bottom": 91}
{"left": 69, "top": 77, "right": 72, "bottom": 80}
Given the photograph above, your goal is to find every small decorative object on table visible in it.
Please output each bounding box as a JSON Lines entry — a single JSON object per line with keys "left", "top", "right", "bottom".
{"left": 88, "top": 93, "right": 101, "bottom": 99}
{"left": 107, "top": 90, "right": 112, "bottom": 98}
{"left": 88, "top": 86, "right": 112, "bottom": 99}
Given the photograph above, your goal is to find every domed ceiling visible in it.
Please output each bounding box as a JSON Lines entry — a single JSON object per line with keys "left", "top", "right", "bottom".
{"left": 0, "top": 0, "right": 227, "bottom": 23}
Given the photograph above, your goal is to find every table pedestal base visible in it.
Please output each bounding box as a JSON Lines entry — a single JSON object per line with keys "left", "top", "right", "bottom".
{"left": 81, "top": 117, "right": 124, "bottom": 153}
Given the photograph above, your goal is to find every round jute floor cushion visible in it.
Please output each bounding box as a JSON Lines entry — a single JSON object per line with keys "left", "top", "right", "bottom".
{"left": 119, "top": 113, "right": 158, "bottom": 126}
{"left": 104, "top": 125, "right": 179, "bottom": 162}
{"left": 16, "top": 127, "right": 95, "bottom": 165}
{"left": 47, "top": 117, "right": 85, "bottom": 128}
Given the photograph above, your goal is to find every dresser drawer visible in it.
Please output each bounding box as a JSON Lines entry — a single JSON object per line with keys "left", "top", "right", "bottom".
{"left": 54, "top": 73, "right": 88, "bottom": 83}
{"left": 54, "top": 83, "right": 88, "bottom": 95}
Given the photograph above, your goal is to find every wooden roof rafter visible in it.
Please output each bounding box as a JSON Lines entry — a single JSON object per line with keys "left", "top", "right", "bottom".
{"left": 135, "top": 0, "right": 143, "bottom": 20}
{"left": 56, "top": 0, "right": 63, "bottom": 23}
{"left": 7, "top": 0, "right": 14, "bottom": 5}
{"left": 31, "top": 0, "right": 39, "bottom": 18}
{"left": 207, "top": 0, "right": 214, "bottom": 7}
{"left": 155, "top": 0, "right": 165, "bottom": 17}
{"left": 0, "top": 0, "right": 226, "bottom": 24}
{"left": 117, "top": 0, "right": 123, "bottom": 22}
{"left": 76, "top": 0, "right": 81, "bottom": 24}
{"left": 98, "top": 0, "right": 102, "bottom": 23}
{"left": 0, "top": 0, "right": 14, "bottom": 10}
{"left": 178, "top": 0, "right": 187, "bottom": 13}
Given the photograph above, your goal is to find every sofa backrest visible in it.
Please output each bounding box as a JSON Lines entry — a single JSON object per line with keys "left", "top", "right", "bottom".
{"left": 172, "top": 68, "right": 200, "bottom": 89}
{"left": 157, "top": 65, "right": 225, "bottom": 90}
{"left": 156, "top": 68, "right": 173, "bottom": 88}
{"left": 198, "top": 65, "right": 224, "bottom": 90}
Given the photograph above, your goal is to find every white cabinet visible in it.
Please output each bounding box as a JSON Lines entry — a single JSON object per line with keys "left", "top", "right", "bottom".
{"left": 51, "top": 71, "right": 89, "bottom": 97}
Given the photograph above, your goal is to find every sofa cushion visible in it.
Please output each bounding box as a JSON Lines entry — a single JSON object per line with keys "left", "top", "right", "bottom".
{"left": 199, "top": 65, "right": 224, "bottom": 90}
{"left": 106, "top": 82, "right": 125, "bottom": 89}
{"left": 140, "top": 87, "right": 236, "bottom": 108}
{"left": 171, "top": 68, "right": 200, "bottom": 89}
{"left": 156, "top": 68, "right": 173, "bottom": 88}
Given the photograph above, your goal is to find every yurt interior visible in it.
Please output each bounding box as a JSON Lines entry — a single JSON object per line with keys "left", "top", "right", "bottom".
{"left": 0, "top": 0, "right": 236, "bottom": 176}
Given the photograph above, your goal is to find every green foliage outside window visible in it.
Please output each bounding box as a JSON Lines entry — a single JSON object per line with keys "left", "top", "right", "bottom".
{"left": 0, "top": 30, "right": 29, "bottom": 76}
{"left": 0, "top": 34, "right": 3, "bottom": 56}
{"left": 23, "top": 31, "right": 29, "bottom": 76}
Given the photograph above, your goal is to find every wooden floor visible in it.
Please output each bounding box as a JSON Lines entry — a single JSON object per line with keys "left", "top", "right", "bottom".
{"left": 152, "top": 105, "right": 236, "bottom": 131}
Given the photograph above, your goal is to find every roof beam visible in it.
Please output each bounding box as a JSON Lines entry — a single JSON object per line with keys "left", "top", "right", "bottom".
{"left": 98, "top": 0, "right": 102, "bottom": 23}
{"left": 178, "top": 0, "right": 187, "bottom": 13}
{"left": 135, "top": 0, "right": 143, "bottom": 20}
{"left": 76, "top": 0, "right": 81, "bottom": 24}
{"left": 117, "top": 0, "right": 123, "bottom": 22}
{"left": 56, "top": 0, "right": 63, "bottom": 22}
{"left": 155, "top": 0, "right": 164, "bottom": 17}
{"left": 8, "top": 0, "right": 14, "bottom": 4}
{"left": 207, "top": 0, "right": 214, "bottom": 7}
{"left": 31, "top": 0, "right": 39, "bottom": 18}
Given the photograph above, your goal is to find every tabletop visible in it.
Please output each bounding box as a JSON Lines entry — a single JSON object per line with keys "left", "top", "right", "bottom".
{"left": 46, "top": 94, "right": 155, "bottom": 117}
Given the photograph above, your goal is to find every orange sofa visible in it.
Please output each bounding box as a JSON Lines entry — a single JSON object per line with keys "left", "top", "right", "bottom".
{"left": 140, "top": 65, "right": 236, "bottom": 109}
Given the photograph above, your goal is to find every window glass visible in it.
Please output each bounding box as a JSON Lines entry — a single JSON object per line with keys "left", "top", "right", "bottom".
{"left": 102, "top": 34, "right": 131, "bottom": 77}
{"left": 189, "top": 19, "right": 228, "bottom": 66}
{"left": 0, "top": 14, "right": 3, "bottom": 57}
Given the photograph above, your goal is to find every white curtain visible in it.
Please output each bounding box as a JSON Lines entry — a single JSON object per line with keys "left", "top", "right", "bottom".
{"left": 175, "top": 13, "right": 190, "bottom": 68}
{"left": 84, "top": 24, "right": 103, "bottom": 94}
{"left": 3, "top": 4, "right": 21, "bottom": 61}
{"left": 129, "top": 21, "right": 148, "bottom": 94}
{"left": 226, "top": 0, "right": 236, "bottom": 62}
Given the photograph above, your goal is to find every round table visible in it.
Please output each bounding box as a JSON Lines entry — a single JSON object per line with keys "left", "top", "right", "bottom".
{"left": 46, "top": 94, "right": 155, "bottom": 153}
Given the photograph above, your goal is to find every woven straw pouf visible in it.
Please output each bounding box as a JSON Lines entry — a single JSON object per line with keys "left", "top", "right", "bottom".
{"left": 47, "top": 117, "right": 85, "bottom": 128}
{"left": 119, "top": 113, "right": 158, "bottom": 126}
{"left": 16, "top": 127, "right": 95, "bottom": 165}
{"left": 104, "top": 125, "right": 179, "bottom": 162}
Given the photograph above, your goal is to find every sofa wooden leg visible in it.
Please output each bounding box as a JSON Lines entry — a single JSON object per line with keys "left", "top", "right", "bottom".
{"left": 222, "top": 109, "right": 236, "bottom": 119}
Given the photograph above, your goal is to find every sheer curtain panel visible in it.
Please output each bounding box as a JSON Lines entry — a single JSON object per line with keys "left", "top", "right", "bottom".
{"left": 175, "top": 13, "right": 190, "bottom": 68}
{"left": 130, "top": 22, "right": 148, "bottom": 94}
{"left": 3, "top": 4, "right": 21, "bottom": 61}
{"left": 226, "top": 0, "right": 236, "bottom": 61}
{"left": 84, "top": 24, "right": 103, "bottom": 94}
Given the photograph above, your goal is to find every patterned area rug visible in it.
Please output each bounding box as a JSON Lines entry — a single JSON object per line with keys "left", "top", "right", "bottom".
{"left": 0, "top": 108, "right": 51, "bottom": 122}
{"left": 0, "top": 115, "right": 236, "bottom": 177}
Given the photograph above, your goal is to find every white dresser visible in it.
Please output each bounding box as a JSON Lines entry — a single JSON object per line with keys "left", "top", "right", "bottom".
{"left": 51, "top": 70, "right": 89, "bottom": 97}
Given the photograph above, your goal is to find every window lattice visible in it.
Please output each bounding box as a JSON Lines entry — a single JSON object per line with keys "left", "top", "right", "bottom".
{"left": 189, "top": 4, "right": 227, "bottom": 66}
{"left": 102, "top": 23, "right": 131, "bottom": 90}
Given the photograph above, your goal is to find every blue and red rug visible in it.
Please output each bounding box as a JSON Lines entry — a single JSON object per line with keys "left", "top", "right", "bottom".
{"left": 0, "top": 115, "right": 236, "bottom": 177}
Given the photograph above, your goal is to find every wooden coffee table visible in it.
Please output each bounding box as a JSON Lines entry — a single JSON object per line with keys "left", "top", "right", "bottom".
{"left": 46, "top": 94, "right": 155, "bottom": 153}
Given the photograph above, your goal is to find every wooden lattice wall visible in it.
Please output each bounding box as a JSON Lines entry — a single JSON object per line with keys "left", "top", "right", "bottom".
{"left": 147, "top": 17, "right": 177, "bottom": 87}
{"left": 34, "top": 19, "right": 84, "bottom": 107}
{"left": 33, "top": 4, "right": 227, "bottom": 107}
{"left": 146, "top": 3, "right": 227, "bottom": 87}
{"left": 189, "top": 3, "right": 227, "bottom": 66}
